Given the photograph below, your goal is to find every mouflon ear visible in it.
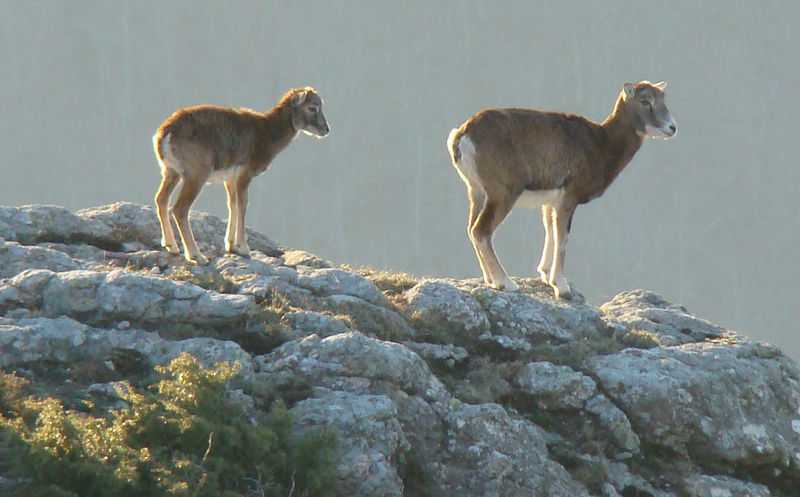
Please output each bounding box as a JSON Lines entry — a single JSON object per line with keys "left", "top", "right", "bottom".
{"left": 291, "top": 89, "right": 309, "bottom": 107}
{"left": 653, "top": 81, "right": 667, "bottom": 91}
{"left": 623, "top": 82, "right": 637, "bottom": 100}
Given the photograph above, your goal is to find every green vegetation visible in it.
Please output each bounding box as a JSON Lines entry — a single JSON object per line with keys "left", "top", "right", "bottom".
{"left": 0, "top": 354, "right": 336, "bottom": 497}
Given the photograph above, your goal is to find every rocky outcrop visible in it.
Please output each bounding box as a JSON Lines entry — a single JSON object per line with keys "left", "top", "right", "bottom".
{"left": 0, "top": 268, "right": 256, "bottom": 327}
{"left": 587, "top": 338, "right": 800, "bottom": 482}
{"left": 1, "top": 202, "right": 798, "bottom": 497}
{"left": 600, "top": 289, "right": 725, "bottom": 346}
{"left": 0, "top": 202, "right": 281, "bottom": 257}
{"left": 0, "top": 315, "right": 254, "bottom": 378}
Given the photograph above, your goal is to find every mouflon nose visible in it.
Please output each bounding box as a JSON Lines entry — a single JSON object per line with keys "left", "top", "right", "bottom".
{"left": 669, "top": 124, "right": 677, "bottom": 134}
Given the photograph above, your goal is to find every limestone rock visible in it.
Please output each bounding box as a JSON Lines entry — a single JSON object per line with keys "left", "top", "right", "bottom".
{"left": 513, "top": 362, "right": 640, "bottom": 453}
{"left": 77, "top": 202, "right": 282, "bottom": 257}
{"left": 256, "top": 332, "right": 448, "bottom": 404}
{"left": 601, "top": 290, "right": 724, "bottom": 345}
{"left": 281, "top": 309, "right": 351, "bottom": 338}
{"left": 515, "top": 361, "right": 597, "bottom": 409}
{"left": 404, "top": 279, "right": 490, "bottom": 339}
{"left": 281, "top": 249, "right": 333, "bottom": 268}
{"left": 0, "top": 269, "right": 255, "bottom": 328}
{"left": 0, "top": 202, "right": 281, "bottom": 257}
{"left": 684, "top": 474, "right": 772, "bottom": 497}
{"left": 441, "top": 402, "right": 592, "bottom": 497}
{"left": 291, "top": 390, "right": 408, "bottom": 497}
{"left": 587, "top": 337, "right": 800, "bottom": 476}
{"left": 474, "top": 286, "right": 603, "bottom": 343}
{"left": 1, "top": 202, "right": 798, "bottom": 496}
{"left": 402, "top": 341, "right": 469, "bottom": 368}
{"left": 295, "top": 267, "right": 389, "bottom": 307}
{"left": 0, "top": 240, "right": 81, "bottom": 279}
{"left": 0, "top": 316, "right": 254, "bottom": 378}
{"left": 0, "top": 205, "right": 94, "bottom": 246}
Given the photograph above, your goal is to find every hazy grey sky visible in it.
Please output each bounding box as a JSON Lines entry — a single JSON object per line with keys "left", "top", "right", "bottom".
{"left": 1, "top": 1, "right": 798, "bottom": 358}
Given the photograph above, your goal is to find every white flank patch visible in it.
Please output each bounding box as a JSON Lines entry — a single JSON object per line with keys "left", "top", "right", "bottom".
{"left": 792, "top": 419, "right": 800, "bottom": 434}
{"left": 155, "top": 132, "right": 181, "bottom": 174}
{"left": 515, "top": 189, "right": 565, "bottom": 209}
{"left": 450, "top": 134, "right": 486, "bottom": 197}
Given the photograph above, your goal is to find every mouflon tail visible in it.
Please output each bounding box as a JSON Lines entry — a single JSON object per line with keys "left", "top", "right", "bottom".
{"left": 152, "top": 128, "right": 167, "bottom": 164}
{"left": 447, "top": 127, "right": 464, "bottom": 164}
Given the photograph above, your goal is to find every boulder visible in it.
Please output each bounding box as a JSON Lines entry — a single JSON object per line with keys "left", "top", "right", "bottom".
{"left": 291, "top": 389, "right": 408, "bottom": 497}
{"left": 0, "top": 269, "right": 255, "bottom": 328}
{"left": 0, "top": 202, "right": 281, "bottom": 256}
{"left": 441, "top": 402, "right": 592, "bottom": 497}
{"left": 255, "top": 332, "right": 448, "bottom": 404}
{"left": 472, "top": 285, "right": 604, "bottom": 351}
{"left": 514, "top": 361, "right": 640, "bottom": 453}
{"left": 404, "top": 279, "right": 490, "bottom": 339}
{"left": 78, "top": 202, "right": 282, "bottom": 257}
{"left": 281, "top": 309, "right": 351, "bottom": 338}
{"left": 515, "top": 361, "right": 597, "bottom": 409}
{"left": 0, "top": 240, "right": 81, "bottom": 279}
{"left": 600, "top": 290, "right": 724, "bottom": 346}
{"left": 683, "top": 474, "right": 772, "bottom": 497}
{"left": 587, "top": 337, "right": 800, "bottom": 476}
{"left": 295, "top": 267, "right": 389, "bottom": 307}
{"left": 281, "top": 249, "right": 334, "bottom": 269}
{"left": 0, "top": 316, "right": 254, "bottom": 378}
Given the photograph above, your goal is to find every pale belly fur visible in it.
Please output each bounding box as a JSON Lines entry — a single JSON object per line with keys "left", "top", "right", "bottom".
{"left": 514, "top": 189, "right": 565, "bottom": 209}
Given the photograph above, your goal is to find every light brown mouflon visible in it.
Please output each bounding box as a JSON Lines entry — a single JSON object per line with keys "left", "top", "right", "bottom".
{"left": 153, "top": 87, "right": 329, "bottom": 264}
{"left": 447, "top": 81, "right": 676, "bottom": 299}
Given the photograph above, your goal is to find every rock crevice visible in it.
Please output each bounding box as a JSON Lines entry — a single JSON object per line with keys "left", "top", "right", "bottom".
{"left": 1, "top": 203, "right": 797, "bottom": 497}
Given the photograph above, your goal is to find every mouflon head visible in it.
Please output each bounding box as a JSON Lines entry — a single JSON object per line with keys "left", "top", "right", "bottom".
{"left": 622, "top": 80, "right": 676, "bottom": 139}
{"left": 287, "top": 87, "right": 330, "bottom": 138}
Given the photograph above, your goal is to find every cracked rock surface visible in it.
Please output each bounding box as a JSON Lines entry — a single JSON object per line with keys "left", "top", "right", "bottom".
{"left": 0, "top": 202, "right": 798, "bottom": 497}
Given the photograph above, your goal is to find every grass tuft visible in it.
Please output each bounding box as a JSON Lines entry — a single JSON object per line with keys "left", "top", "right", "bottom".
{"left": 343, "top": 265, "right": 418, "bottom": 297}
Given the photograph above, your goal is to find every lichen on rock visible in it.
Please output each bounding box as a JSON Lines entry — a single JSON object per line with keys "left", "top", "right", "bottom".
{"left": 0, "top": 202, "right": 798, "bottom": 497}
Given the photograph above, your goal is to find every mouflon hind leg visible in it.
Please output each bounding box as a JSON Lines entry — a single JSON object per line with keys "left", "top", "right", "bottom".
{"left": 155, "top": 168, "right": 181, "bottom": 255}
{"left": 171, "top": 174, "right": 209, "bottom": 265}
{"left": 469, "top": 195, "right": 519, "bottom": 291}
